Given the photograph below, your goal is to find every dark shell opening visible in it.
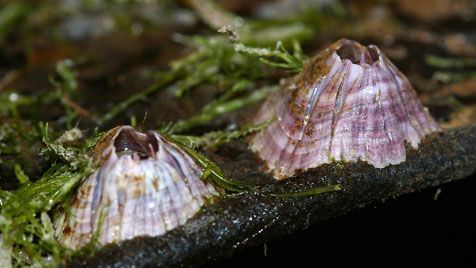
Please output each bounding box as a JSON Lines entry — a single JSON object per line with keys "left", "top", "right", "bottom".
{"left": 114, "top": 128, "right": 159, "bottom": 159}
{"left": 336, "top": 40, "right": 379, "bottom": 65}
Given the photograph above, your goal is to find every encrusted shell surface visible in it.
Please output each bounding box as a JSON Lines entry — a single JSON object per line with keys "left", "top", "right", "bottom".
{"left": 249, "top": 39, "right": 440, "bottom": 180}
{"left": 54, "top": 126, "right": 218, "bottom": 249}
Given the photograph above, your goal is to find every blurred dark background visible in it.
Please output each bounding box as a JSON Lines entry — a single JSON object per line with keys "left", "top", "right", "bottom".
{"left": 214, "top": 173, "right": 476, "bottom": 267}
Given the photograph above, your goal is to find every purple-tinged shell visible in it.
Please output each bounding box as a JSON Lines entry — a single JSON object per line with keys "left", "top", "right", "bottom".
{"left": 54, "top": 126, "right": 218, "bottom": 249}
{"left": 249, "top": 39, "right": 440, "bottom": 180}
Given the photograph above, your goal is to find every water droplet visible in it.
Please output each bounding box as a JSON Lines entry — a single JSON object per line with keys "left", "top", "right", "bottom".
{"left": 8, "top": 93, "right": 18, "bottom": 102}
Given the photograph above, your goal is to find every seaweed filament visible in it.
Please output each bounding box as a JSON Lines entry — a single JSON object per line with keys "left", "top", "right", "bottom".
{"left": 0, "top": 0, "right": 347, "bottom": 266}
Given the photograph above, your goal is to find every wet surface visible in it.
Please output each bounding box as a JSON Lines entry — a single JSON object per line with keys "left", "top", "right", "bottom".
{"left": 212, "top": 172, "right": 476, "bottom": 267}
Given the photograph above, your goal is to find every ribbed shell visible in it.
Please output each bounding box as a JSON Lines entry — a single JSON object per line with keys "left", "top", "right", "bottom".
{"left": 54, "top": 126, "right": 218, "bottom": 249}
{"left": 249, "top": 39, "right": 440, "bottom": 180}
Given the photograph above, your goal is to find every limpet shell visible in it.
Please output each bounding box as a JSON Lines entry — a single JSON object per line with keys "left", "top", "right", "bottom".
{"left": 54, "top": 126, "right": 218, "bottom": 249}
{"left": 249, "top": 39, "right": 440, "bottom": 180}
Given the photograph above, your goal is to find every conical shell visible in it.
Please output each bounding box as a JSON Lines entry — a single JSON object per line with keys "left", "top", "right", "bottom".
{"left": 54, "top": 126, "right": 218, "bottom": 249}
{"left": 249, "top": 39, "right": 440, "bottom": 180}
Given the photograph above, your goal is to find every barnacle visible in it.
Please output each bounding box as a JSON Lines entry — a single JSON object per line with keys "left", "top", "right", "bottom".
{"left": 54, "top": 126, "right": 218, "bottom": 249}
{"left": 249, "top": 38, "right": 440, "bottom": 180}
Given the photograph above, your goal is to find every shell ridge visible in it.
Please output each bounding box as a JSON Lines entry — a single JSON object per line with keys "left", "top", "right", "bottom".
{"left": 145, "top": 162, "right": 161, "bottom": 236}
{"left": 148, "top": 176, "right": 161, "bottom": 236}
{"left": 263, "top": 123, "right": 287, "bottom": 174}
{"left": 128, "top": 160, "right": 153, "bottom": 239}
{"left": 102, "top": 157, "right": 126, "bottom": 244}
{"left": 330, "top": 65, "right": 361, "bottom": 160}
{"left": 329, "top": 63, "right": 363, "bottom": 161}
{"left": 164, "top": 157, "right": 197, "bottom": 225}
{"left": 380, "top": 56, "right": 413, "bottom": 138}
{"left": 160, "top": 162, "right": 183, "bottom": 229}
{"left": 357, "top": 65, "right": 372, "bottom": 165}
{"left": 89, "top": 160, "right": 109, "bottom": 239}
{"left": 163, "top": 153, "right": 203, "bottom": 217}
{"left": 78, "top": 171, "right": 98, "bottom": 234}
{"left": 151, "top": 161, "right": 167, "bottom": 235}
{"left": 303, "top": 58, "right": 342, "bottom": 122}
{"left": 280, "top": 60, "right": 342, "bottom": 172}
{"left": 147, "top": 179, "right": 161, "bottom": 235}
{"left": 154, "top": 162, "right": 175, "bottom": 230}
{"left": 345, "top": 65, "right": 369, "bottom": 162}
{"left": 377, "top": 62, "right": 408, "bottom": 164}
{"left": 61, "top": 169, "right": 100, "bottom": 248}
{"left": 402, "top": 79, "right": 431, "bottom": 140}
{"left": 115, "top": 185, "right": 127, "bottom": 241}
{"left": 118, "top": 158, "right": 135, "bottom": 240}
{"left": 157, "top": 134, "right": 204, "bottom": 186}
{"left": 123, "top": 158, "right": 145, "bottom": 240}
{"left": 125, "top": 182, "right": 142, "bottom": 240}
{"left": 139, "top": 186, "right": 152, "bottom": 238}
{"left": 367, "top": 65, "right": 388, "bottom": 166}
{"left": 158, "top": 135, "right": 210, "bottom": 199}
{"left": 161, "top": 141, "right": 188, "bottom": 181}
{"left": 379, "top": 65, "right": 407, "bottom": 140}
{"left": 361, "top": 66, "right": 373, "bottom": 163}
{"left": 139, "top": 179, "right": 148, "bottom": 238}
{"left": 274, "top": 89, "right": 297, "bottom": 174}
{"left": 328, "top": 61, "right": 352, "bottom": 158}
{"left": 383, "top": 57, "right": 429, "bottom": 146}
{"left": 375, "top": 65, "right": 396, "bottom": 165}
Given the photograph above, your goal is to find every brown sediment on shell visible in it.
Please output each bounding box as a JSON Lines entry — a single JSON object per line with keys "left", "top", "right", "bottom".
{"left": 92, "top": 126, "right": 122, "bottom": 162}
{"left": 289, "top": 47, "right": 332, "bottom": 115}
{"left": 54, "top": 126, "right": 218, "bottom": 250}
{"left": 249, "top": 38, "right": 440, "bottom": 180}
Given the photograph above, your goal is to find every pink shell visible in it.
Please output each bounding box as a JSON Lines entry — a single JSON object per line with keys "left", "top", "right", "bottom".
{"left": 54, "top": 126, "right": 218, "bottom": 249}
{"left": 249, "top": 39, "right": 440, "bottom": 180}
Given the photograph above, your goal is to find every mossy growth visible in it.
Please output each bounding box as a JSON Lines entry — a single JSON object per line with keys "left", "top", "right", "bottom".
{"left": 0, "top": 0, "right": 346, "bottom": 266}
